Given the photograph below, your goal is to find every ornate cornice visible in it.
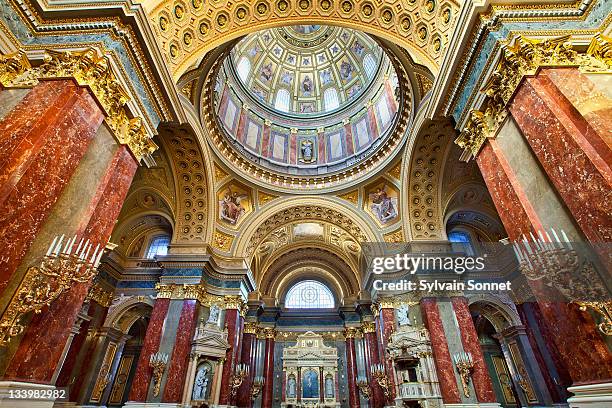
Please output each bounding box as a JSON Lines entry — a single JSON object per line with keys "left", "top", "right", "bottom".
{"left": 455, "top": 34, "right": 612, "bottom": 161}
{"left": 1, "top": 48, "right": 157, "bottom": 163}
{"left": 154, "top": 283, "right": 246, "bottom": 312}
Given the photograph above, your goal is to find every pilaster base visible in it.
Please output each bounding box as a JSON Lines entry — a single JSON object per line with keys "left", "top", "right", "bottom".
{"left": 568, "top": 382, "right": 612, "bottom": 407}
{"left": 0, "top": 381, "right": 58, "bottom": 408}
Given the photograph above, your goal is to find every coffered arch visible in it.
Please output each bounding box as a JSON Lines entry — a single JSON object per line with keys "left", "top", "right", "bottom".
{"left": 234, "top": 196, "right": 380, "bottom": 259}
{"left": 145, "top": 0, "right": 460, "bottom": 80}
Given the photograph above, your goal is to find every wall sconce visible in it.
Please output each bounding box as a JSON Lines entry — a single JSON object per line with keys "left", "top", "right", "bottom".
{"left": 149, "top": 352, "right": 169, "bottom": 397}
{"left": 229, "top": 363, "right": 249, "bottom": 398}
{"left": 512, "top": 228, "right": 612, "bottom": 336}
{"left": 356, "top": 376, "right": 371, "bottom": 399}
{"left": 453, "top": 351, "right": 474, "bottom": 397}
{"left": 251, "top": 375, "right": 265, "bottom": 400}
{"left": 0, "top": 235, "right": 103, "bottom": 346}
{"left": 370, "top": 363, "right": 391, "bottom": 399}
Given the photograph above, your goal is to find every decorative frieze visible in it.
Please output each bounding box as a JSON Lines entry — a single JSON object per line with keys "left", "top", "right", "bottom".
{"left": 455, "top": 34, "right": 612, "bottom": 161}
{"left": 0, "top": 48, "right": 157, "bottom": 163}
{"left": 154, "top": 283, "right": 246, "bottom": 312}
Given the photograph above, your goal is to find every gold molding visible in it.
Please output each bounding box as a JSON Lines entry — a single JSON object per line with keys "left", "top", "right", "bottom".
{"left": 213, "top": 229, "right": 234, "bottom": 252}
{"left": 1, "top": 48, "right": 157, "bottom": 162}
{"left": 383, "top": 229, "right": 404, "bottom": 243}
{"left": 455, "top": 34, "right": 612, "bottom": 161}
{"left": 257, "top": 191, "right": 279, "bottom": 207}
{"left": 86, "top": 282, "right": 114, "bottom": 308}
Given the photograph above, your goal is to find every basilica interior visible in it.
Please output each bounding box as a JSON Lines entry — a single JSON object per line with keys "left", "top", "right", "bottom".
{"left": 0, "top": 0, "right": 611, "bottom": 407}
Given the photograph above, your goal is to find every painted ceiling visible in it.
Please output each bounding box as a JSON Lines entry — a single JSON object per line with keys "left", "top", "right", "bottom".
{"left": 228, "top": 25, "right": 386, "bottom": 116}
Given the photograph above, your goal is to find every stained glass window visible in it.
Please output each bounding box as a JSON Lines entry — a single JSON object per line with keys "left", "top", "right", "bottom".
{"left": 146, "top": 236, "right": 169, "bottom": 259}
{"left": 285, "top": 280, "right": 334, "bottom": 309}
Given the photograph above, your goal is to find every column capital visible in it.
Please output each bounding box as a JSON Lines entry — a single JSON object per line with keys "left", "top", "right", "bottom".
{"left": 343, "top": 327, "right": 359, "bottom": 338}
{"left": 455, "top": 34, "right": 612, "bottom": 161}
{"left": 0, "top": 48, "right": 156, "bottom": 163}
{"left": 361, "top": 321, "right": 376, "bottom": 334}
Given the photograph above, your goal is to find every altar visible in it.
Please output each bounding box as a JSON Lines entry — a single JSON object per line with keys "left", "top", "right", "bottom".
{"left": 282, "top": 332, "right": 340, "bottom": 408}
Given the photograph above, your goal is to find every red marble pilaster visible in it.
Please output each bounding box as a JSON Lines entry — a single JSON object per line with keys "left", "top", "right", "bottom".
{"left": 367, "top": 103, "right": 380, "bottom": 139}
{"left": 261, "top": 121, "right": 271, "bottom": 158}
{"left": 384, "top": 79, "right": 398, "bottom": 114}
{"left": 261, "top": 335, "right": 275, "bottom": 408}
{"left": 289, "top": 132, "right": 298, "bottom": 164}
{"left": 475, "top": 140, "right": 543, "bottom": 241}
{"left": 128, "top": 298, "right": 170, "bottom": 401}
{"left": 451, "top": 297, "right": 496, "bottom": 402}
{"left": 56, "top": 300, "right": 109, "bottom": 400}
{"left": 3, "top": 146, "right": 137, "bottom": 383}
{"left": 236, "top": 106, "right": 248, "bottom": 143}
{"left": 379, "top": 308, "right": 396, "bottom": 401}
{"left": 420, "top": 298, "right": 461, "bottom": 404}
{"left": 363, "top": 328, "right": 384, "bottom": 407}
{"left": 345, "top": 336, "right": 360, "bottom": 408}
{"left": 0, "top": 80, "right": 104, "bottom": 296}
{"left": 237, "top": 330, "right": 257, "bottom": 408}
{"left": 317, "top": 130, "right": 326, "bottom": 164}
{"left": 509, "top": 69, "right": 611, "bottom": 241}
{"left": 162, "top": 299, "right": 198, "bottom": 403}
{"left": 344, "top": 121, "right": 355, "bottom": 155}
{"left": 218, "top": 308, "right": 242, "bottom": 405}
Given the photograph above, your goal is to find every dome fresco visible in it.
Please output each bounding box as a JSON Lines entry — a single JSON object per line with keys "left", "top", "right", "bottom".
{"left": 228, "top": 25, "right": 385, "bottom": 116}
{"left": 212, "top": 25, "right": 404, "bottom": 180}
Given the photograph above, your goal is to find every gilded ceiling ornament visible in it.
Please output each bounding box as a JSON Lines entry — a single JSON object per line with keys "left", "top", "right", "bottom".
{"left": 213, "top": 163, "right": 229, "bottom": 183}
{"left": 388, "top": 162, "right": 402, "bottom": 180}
{"left": 258, "top": 191, "right": 279, "bottom": 206}
{"left": 213, "top": 229, "right": 234, "bottom": 252}
{"left": 455, "top": 34, "right": 611, "bottom": 161}
{"left": 384, "top": 229, "right": 404, "bottom": 243}
{"left": 1, "top": 48, "right": 156, "bottom": 163}
{"left": 337, "top": 190, "right": 359, "bottom": 205}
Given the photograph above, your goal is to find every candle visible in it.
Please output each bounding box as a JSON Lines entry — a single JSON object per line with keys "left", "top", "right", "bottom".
{"left": 551, "top": 228, "right": 561, "bottom": 246}
{"left": 90, "top": 244, "right": 100, "bottom": 264}
{"left": 94, "top": 248, "right": 104, "bottom": 267}
{"left": 561, "top": 230, "right": 572, "bottom": 249}
{"left": 75, "top": 238, "right": 84, "bottom": 255}
{"left": 46, "top": 236, "right": 58, "bottom": 257}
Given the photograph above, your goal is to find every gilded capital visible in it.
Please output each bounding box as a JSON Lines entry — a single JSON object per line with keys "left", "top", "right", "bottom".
{"left": 263, "top": 327, "right": 277, "bottom": 339}
{"left": 155, "top": 283, "right": 174, "bottom": 299}
{"left": 0, "top": 50, "right": 31, "bottom": 86}
{"left": 361, "top": 321, "right": 376, "bottom": 334}
{"left": 0, "top": 48, "right": 157, "bottom": 163}
{"left": 343, "top": 327, "right": 358, "bottom": 338}
{"left": 86, "top": 283, "right": 113, "bottom": 308}
{"left": 244, "top": 322, "right": 258, "bottom": 334}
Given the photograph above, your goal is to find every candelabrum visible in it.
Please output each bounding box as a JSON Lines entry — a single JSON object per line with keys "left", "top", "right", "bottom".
{"left": 149, "top": 352, "right": 169, "bottom": 397}
{"left": 251, "top": 375, "right": 265, "bottom": 400}
{"left": 512, "top": 228, "right": 612, "bottom": 336}
{"left": 229, "top": 363, "right": 249, "bottom": 399}
{"left": 0, "top": 235, "right": 103, "bottom": 346}
{"left": 356, "top": 376, "right": 371, "bottom": 400}
{"left": 453, "top": 352, "right": 474, "bottom": 398}
{"left": 370, "top": 363, "right": 391, "bottom": 399}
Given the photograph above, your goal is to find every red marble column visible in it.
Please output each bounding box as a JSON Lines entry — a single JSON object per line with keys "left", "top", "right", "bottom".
{"left": 509, "top": 68, "right": 611, "bottom": 242}
{"left": 317, "top": 129, "right": 326, "bottom": 164}
{"left": 261, "top": 332, "right": 275, "bottom": 408}
{"left": 475, "top": 129, "right": 612, "bottom": 383}
{"left": 128, "top": 298, "right": 171, "bottom": 401}
{"left": 261, "top": 120, "right": 271, "bottom": 158}
{"left": 420, "top": 298, "right": 461, "bottom": 404}
{"left": 378, "top": 307, "right": 396, "bottom": 401}
{"left": 475, "top": 140, "right": 543, "bottom": 241}
{"left": 3, "top": 146, "right": 137, "bottom": 383}
{"left": 0, "top": 80, "right": 104, "bottom": 295}
{"left": 451, "top": 297, "right": 496, "bottom": 402}
{"left": 362, "top": 324, "right": 384, "bottom": 408}
{"left": 237, "top": 327, "right": 257, "bottom": 408}
{"left": 218, "top": 307, "right": 243, "bottom": 406}
{"left": 162, "top": 299, "right": 198, "bottom": 403}
{"left": 344, "top": 331, "right": 360, "bottom": 408}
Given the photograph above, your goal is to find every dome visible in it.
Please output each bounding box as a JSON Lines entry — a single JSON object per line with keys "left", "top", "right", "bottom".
{"left": 229, "top": 25, "right": 385, "bottom": 116}
{"left": 206, "top": 25, "right": 412, "bottom": 191}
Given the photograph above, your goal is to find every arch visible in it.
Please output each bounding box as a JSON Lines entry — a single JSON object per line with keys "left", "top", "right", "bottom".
{"left": 104, "top": 296, "right": 155, "bottom": 334}
{"left": 363, "top": 53, "right": 377, "bottom": 79}
{"left": 233, "top": 196, "right": 380, "bottom": 258}
{"left": 236, "top": 56, "right": 250, "bottom": 82}
{"left": 274, "top": 88, "right": 291, "bottom": 112}
{"left": 467, "top": 294, "right": 523, "bottom": 333}
{"left": 146, "top": 1, "right": 460, "bottom": 80}
{"left": 323, "top": 88, "right": 339, "bottom": 111}
{"left": 285, "top": 280, "right": 335, "bottom": 309}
